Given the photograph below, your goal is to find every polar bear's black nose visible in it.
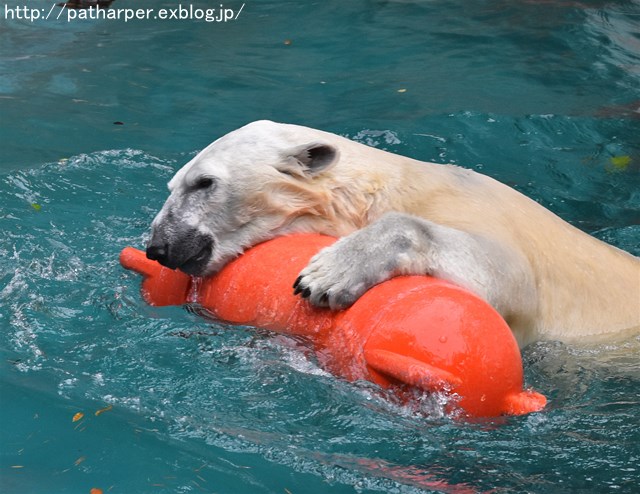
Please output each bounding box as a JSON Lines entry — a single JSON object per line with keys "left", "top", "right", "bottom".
{"left": 146, "top": 242, "right": 169, "bottom": 265}
{"left": 146, "top": 230, "right": 214, "bottom": 275}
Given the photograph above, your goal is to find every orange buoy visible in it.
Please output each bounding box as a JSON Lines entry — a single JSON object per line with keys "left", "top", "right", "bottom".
{"left": 120, "top": 234, "right": 546, "bottom": 418}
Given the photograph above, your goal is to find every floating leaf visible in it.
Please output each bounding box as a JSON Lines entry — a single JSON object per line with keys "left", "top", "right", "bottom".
{"left": 72, "top": 412, "right": 84, "bottom": 422}
{"left": 95, "top": 405, "right": 113, "bottom": 416}
{"left": 610, "top": 155, "right": 631, "bottom": 171}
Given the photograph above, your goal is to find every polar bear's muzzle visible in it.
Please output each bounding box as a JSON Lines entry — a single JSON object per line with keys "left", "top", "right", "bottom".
{"left": 146, "top": 227, "right": 214, "bottom": 276}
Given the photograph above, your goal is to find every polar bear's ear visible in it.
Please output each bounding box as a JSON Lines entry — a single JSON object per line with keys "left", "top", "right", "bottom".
{"left": 279, "top": 142, "right": 339, "bottom": 178}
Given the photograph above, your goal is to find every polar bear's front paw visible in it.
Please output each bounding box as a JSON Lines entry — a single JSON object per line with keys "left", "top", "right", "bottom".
{"left": 292, "top": 241, "right": 377, "bottom": 310}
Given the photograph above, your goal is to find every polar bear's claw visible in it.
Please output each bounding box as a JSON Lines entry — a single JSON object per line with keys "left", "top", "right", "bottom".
{"left": 294, "top": 234, "right": 383, "bottom": 310}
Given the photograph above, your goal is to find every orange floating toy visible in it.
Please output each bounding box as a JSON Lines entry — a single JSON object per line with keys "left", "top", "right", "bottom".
{"left": 120, "top": 234, "right": 546, "bottom": 418}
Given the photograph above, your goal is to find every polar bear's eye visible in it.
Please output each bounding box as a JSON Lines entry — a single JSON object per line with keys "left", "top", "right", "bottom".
{"left": 194, "top": 177, "right": 215, "bottom": 190}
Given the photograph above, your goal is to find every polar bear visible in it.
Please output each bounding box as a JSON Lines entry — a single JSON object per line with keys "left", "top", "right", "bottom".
{"left": 146, "top": 120, "right": 640, "bottom": 347}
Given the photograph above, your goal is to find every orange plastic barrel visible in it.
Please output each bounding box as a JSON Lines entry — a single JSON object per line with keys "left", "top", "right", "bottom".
{"left": 120, "top": 234, "right": 546, "bottom": 418}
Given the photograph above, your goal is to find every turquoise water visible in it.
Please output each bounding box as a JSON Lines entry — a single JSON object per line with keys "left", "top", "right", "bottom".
{"left": 1, "top": 0, "right": 639, "bottom": 492}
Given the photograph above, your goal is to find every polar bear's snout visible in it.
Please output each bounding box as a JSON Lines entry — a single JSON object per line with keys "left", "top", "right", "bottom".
{"left": 146, "top": 226, "right": 214, "bottom": 276}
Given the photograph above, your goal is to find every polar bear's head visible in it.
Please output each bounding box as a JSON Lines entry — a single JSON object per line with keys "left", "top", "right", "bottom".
{"left": 146, "top": 120, "right": 347, "bottom": 276}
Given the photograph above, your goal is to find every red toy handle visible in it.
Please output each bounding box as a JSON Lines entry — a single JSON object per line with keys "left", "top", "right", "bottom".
{"left": 120, "top": 246, "right": 192, "bottom": 306}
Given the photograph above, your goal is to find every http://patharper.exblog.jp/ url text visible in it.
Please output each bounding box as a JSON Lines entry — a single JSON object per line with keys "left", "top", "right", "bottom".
{"left": 2, "top": 2, "right": 246, "bottom": 23}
